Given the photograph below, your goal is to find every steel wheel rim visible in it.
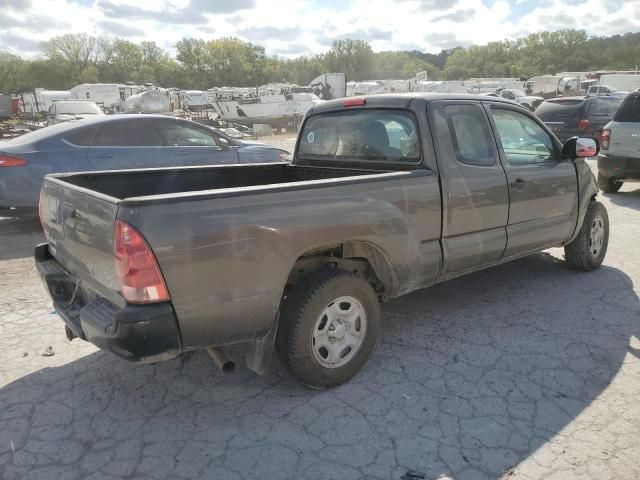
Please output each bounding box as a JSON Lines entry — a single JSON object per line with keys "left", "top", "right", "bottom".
{"left": 589, "top": 215, "right": 605, "bottom": 258}
{"left": 311, "top": 295, "right": 367, "bottom": 369}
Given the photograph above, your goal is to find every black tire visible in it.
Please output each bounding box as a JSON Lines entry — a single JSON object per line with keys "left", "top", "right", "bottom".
{"left": 277, "top": 269, "right": 380, "bottom": 388}
{"left": 598, "top": 172, "right": 622, "bottom": 193}
{"left": 564, "top": 201, "right": 609, "bottom": 271}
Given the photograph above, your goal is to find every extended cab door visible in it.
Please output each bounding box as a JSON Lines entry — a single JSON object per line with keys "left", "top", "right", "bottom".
{"left": 429, "top": 101, "right": 509, "bottom": 278}
{"left": 485, "top": 103, "right": 578, "bottom": 257}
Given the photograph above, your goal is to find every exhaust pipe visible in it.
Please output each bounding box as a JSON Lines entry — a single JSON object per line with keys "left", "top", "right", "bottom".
{"left": 207, "top": 347, "right": 235, "bottom": 373}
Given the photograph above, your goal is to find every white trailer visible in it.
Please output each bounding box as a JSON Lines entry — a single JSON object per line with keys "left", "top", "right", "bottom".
{"left": 70, "top": 83, "right": 125, "bottom": 112}
{"left": 70, "top": 83, "right": 145, "bottom": 113}
{"left": 528, "top": 76, "right": 563, "bottom": 98}
{"left": 178, "top": 90, "right": 209, "bottom": 111}
{"left": 309, "top": 73, "right": 347, "bottom": 100}
{"left": 20, "top": 89, "right": 72, "bottom": 115}
{"left": 599, "top": 74, "right": 640, "bottom": 92}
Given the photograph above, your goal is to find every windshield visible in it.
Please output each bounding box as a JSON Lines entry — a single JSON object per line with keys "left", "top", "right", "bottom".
{"left": 298, "top": 109, "right": 421, "bottom": 163}
{"left": 511, "top": 89, "right": 526, "bottom": 97}
{"left": 54, "top": 102, "right": 102, "bottom": 115}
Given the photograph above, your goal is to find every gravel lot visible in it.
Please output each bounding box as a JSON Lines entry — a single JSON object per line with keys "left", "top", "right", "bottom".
{"left": 1, "top": 158, "right": 639, "bottom": 480}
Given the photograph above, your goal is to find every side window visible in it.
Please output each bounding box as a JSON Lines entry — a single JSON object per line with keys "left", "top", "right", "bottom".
{"left": 64, "top": 126, "right": 99, "bottom": 147}
{"left": 444, "top": 104, "right": 496, "bottom": 166}
{"left": 93, "top": 121, "right": 162, "bottom": 147}
{"left": 589, "top": 98, "right": 621, "bottom": 117}
{"left": 156, "top": 121, "right": 219, "bottom": 147}
{"left": 490, "top": 108, "right": 554, "bottom": 165}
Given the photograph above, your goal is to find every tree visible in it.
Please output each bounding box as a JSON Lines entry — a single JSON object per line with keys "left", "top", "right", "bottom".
{"left": 41, "top": 33, "right": 98, "bottom": 68}
{"left": 0, "top": 52, "right": 29, "bottom": 93}
{"left": 325, "top": 39, "right": 374, "bottom": 81}
{"left": 175, "top": 38, "right": 209, "bottom": 88}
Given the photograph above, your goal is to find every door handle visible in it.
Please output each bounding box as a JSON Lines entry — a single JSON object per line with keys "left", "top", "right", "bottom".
{"left": 510, "top": 178, "right": 526, "bottom": 190}
{"left": 174, "top": 151, "right": 192, "bottom": 156}
{"left": 93, "top": 153, "right": 113, "bottom": 159}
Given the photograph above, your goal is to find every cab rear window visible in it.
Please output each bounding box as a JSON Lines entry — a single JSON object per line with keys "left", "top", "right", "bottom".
{"left": 614, "top": 94, "right": 640, "bottom": 122}
{"left": 298, "top": 109, "right": 421, "bottom": 163}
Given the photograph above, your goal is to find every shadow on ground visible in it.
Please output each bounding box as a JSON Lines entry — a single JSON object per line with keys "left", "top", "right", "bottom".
{"left": 1, "top": 253, "right": 639, "bottom": 480}
{"left": 601, "top": 185, "right": 640, "bottom": 210}
{"left": 0, "top": 213, "right": 43, "bottom": 261}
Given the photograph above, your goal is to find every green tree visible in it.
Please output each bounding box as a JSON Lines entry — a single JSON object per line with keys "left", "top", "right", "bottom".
{"left": 41, "top": 33, "right": 98, "bottom": 68}
{"left": 325, "top": 39, "right": 374, "bottom": 80}
{"left": 0, "top": 52, "right": 29, "bottom": 93}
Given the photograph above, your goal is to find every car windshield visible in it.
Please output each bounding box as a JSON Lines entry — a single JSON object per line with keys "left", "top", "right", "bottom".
{"left": 54, "top": 102, "right": 101, "bottom": 115}
{"left": 511, "top": 89, "right": 526, "bottom": 97}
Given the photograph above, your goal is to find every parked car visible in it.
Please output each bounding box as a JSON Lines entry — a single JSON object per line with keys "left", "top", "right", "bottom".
{"left": 496, "top": 88, "right": 544, "bottom": 110}
{"left": 37, "top": 93, "right": 607, "bottom": 388}
{"left": 0, "top": 114, "right": 289, "bottom": 209}
{"left": 534, "top": 95, "right": 622, "bottom": 142}
{"left": 597, "top": 92, "right": 640, "bottom": 192}
{"left": 46, "top": 100, "right": 104, "bottom": 125}
{"left": 586, "top": 85, "right": 629, "bottom": 99}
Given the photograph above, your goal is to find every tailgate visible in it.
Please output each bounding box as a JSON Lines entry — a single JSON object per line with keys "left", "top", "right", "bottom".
{"left": 40, "top": 176, "right": 123, "bottom": 307}
{"left": 608, "top": 122, "right": 640, "bottom": 158}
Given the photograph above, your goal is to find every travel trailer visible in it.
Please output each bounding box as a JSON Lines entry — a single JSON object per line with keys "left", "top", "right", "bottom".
{"left": 20, "top": 89, "right": 73, "bottom": 115}
{"left": 70, "top": 83, "right": 144, "bottom": 112}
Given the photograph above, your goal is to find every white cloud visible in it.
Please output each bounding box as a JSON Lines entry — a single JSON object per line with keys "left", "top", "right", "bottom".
{"left": 0, "top": 0, "right": 639, "bottom": 58}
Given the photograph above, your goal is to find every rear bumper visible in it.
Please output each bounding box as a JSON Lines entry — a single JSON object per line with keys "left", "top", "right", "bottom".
{"left": 598, "top": 153, "right": 640, "bottom": 180}
{"left": 35, "top": 243, "right": 181, "bottom": 363}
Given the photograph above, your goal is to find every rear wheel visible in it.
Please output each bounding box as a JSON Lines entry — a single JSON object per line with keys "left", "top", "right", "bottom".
{"left": 278, "top": 269, "right": 380, "bottom": 388}
{"left": 564, "top": 201, "right": 609, "bottom": 271}
{"left": 598, "top": 173, "right": 622, "bottom": 193}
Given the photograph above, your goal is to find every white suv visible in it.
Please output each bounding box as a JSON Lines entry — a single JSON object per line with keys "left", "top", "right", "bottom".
{"left": 597, "top": 92, "right": 640, "bottom": 193}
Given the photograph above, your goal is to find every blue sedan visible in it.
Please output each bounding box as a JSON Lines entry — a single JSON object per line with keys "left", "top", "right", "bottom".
{"left": 0, "top": 114, "right": 289, "bottom": 209}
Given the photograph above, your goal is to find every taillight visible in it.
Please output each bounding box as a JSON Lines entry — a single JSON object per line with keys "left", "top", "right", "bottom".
{"left": 114, "top": 220, "right": 169, "bottom": 304}
{"left": 599, "top": 128, "right": 611, "bottom": 150}
{"left": 578, "top": 119, "right": 591, "bottom": 130}
{"left": 0, "top": 154, "right": 27, "bottom": 167}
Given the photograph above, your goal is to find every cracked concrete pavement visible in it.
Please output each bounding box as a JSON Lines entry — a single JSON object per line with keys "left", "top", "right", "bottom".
{"left": 1, "top": 158, "right": 639, "bottom": 480}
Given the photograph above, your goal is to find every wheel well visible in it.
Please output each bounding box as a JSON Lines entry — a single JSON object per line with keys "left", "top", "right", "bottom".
{"left": 286, "top": 242, "right": 395, "bottom": 300}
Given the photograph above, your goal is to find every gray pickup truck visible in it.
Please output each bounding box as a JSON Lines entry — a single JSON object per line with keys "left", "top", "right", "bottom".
{"left": 37, "top": 94, "right": 608, "bottom": 388}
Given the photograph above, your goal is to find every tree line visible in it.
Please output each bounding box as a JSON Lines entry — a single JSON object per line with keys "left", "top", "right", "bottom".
{"left": 1, "top": 30, "right": 639, "bottom": 94}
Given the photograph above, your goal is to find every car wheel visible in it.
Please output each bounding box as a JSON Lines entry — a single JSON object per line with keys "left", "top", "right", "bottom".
{"left": 277, "top": 269, "right": 380, "bottom": 388}
{"left": 564, "top": 201, "right": 609, "bottom": 271}
{"left": 598, "top": 173, "right": 622, "bottom": 193}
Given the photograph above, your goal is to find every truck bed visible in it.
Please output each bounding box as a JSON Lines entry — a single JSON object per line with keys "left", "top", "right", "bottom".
{"left": 53, "top": 163, "right": 389, "bottom": 201}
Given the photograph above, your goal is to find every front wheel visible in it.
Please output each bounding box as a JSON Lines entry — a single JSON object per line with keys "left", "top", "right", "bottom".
{"left": 277, "top": 269, "right": 380, "bottom": 388}
{"left": 598, "top": 173, "right": 622, "bottom": 193}
{"left": 564, "top": 201, "right": 609, "bottom": 271}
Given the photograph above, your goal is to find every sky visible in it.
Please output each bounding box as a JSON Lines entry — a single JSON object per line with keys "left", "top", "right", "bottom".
{"left": 1, "top": 0, "right": 639, "bottom": 58}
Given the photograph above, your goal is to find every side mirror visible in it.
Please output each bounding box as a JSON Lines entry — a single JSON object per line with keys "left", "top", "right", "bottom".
{"left": 563, "top": 137, "right": 599, "bottom": 160}
{"left": 218, "top": 137, "right": 230, "bottom": 151}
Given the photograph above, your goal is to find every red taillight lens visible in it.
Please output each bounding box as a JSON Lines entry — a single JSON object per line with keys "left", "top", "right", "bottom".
{"left": 343, "top": 97, "right": 366, "bottom": 107}
{"left": 114, "top": 220, "right": 169, "bottom": 304}
{"left": 578, "top": 119, "right": 591, "bottom": 130}
{"left": 0, "top": 154, "right": 27, "bottom": 167}
{"left": 599, "top": 128, "right": 611, "bottom": 150}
